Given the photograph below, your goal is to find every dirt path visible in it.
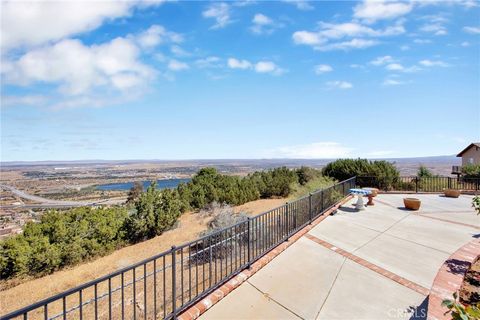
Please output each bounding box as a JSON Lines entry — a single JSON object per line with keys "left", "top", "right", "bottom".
{"left": 0, "top": 198, "right": 286, "bottom": 315}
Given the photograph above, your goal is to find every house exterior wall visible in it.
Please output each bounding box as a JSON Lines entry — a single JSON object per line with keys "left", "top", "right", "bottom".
{"left": 461, "top": 146, "right": 480, "bottom": 166}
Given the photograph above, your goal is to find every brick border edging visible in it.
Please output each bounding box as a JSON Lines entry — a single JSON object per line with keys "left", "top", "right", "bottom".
{"left": 177, "top": 195, "right": 354, "bottom": 320}
{"left": 427, "top": 239, "right": 480, "bottom": 320}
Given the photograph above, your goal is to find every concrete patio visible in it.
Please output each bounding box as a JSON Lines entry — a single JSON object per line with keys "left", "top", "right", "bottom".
{"left": 199, "top": 194, "right": 479, "bottom": 320}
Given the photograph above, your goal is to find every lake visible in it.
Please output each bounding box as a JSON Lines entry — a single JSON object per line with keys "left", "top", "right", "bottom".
{"left": 96, "top": 178, "right": 191, "bottom": 191}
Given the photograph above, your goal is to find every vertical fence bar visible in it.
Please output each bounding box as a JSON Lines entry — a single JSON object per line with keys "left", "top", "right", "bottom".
{"left": 321, "top": 190, "right": 324, "bottom": 213}
{"left": 108, "top": 277, "right": 112, "bottom": 320}
{"left": 163, "top": 256, "right": 166, "bottom": 319}
{"left": 121, "top": 273, "right": 124, "bottom": 320}
{"left": 247, "top": 217, "right": 251, "bottom": 267}
{"left": 132, "top": 269, "right": 136, "bottom": 320}
{"left": 154, "top": 259, "right": 157, "bottom": 318}
{"left": 171, "top": 246, "right": 177, "bottom": 319}
{"left": 144, "top": 263, "right": 147, "bottom": 320}
{"left": 79, "top": 289, "right": 83, "bottom": 320}
{"left": 62, "top": 296, "right": 66, "bottom": 320}
{"left": 415, "top": 177, "right": 419, "bottom": 193}
{"left": 285, "top": 203, "right": 289, "bottom": 241}
{"left": 94, "top": 283, "right": 98, "bottom": 320}
{"left": 309, "top": 193, "right": 313, "bottom": 223}
{"left": 209, "top": 238, "right": 213, "bottom": 288}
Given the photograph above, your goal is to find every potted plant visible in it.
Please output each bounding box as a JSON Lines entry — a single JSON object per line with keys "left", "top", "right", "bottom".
{"left": 444, "top": 189, "right": 461, "bottom": 198}
{"left": 404, "top": 198, "right": 421, "bottom": 210}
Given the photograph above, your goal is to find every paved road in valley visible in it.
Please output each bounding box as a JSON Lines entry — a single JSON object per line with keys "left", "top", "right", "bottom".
{"left": 0, "top": 184, "right": 124, "bottom": 208}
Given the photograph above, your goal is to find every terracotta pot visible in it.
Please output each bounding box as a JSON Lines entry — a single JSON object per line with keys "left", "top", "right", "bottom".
{"left": 363, "top": 188, "right": 379, "bottom": 197}
{"left": 404, "top": 198, "right": 421, "bottom": 210}
{"left": 444, "top": 189, "right": 460, "bottom": 198}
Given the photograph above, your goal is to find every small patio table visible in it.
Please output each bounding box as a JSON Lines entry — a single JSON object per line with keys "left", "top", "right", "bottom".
{"left": 349, "top": 188, "right": 371, "bottom": 210}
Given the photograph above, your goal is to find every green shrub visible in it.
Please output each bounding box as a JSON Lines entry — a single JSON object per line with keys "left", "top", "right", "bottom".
{"left": 323, "top": 158, "right": 400, "bottom": 190}
{"left": 417, "top": 165, "right": 434, "bottom": 178}
{"left": 125, "top": 182, "right": 182, "bottom": 242}
{"left": 473, "top": 196, "right": 480, "bottom": 215}
{"left": 462, "top": 164, "right": 480, "bottom": 178}
{"left": 442, "top": 292, "right": 480, "bottom": 320}
{"left": 0, "top": 207, "right": 128, "bottom": 279}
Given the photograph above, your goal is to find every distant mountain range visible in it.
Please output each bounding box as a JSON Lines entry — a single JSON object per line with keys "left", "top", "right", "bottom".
{"left": 1, "top": 155, "right": 460, "bottom": 168}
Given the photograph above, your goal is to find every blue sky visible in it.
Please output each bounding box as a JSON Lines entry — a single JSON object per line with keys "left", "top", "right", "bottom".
{"left": 1, "top": 0, "right": 479, "bottom": 161}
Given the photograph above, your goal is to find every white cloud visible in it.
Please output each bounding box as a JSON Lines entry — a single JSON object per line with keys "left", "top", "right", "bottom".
{"left": 385, "top": 63, "right": 404, "bottom": 71}
{"left": 382, "top": 79, "right": 404, "bottom": 86}
{"left": 316, "top": 38, "right": 379, "bottom": 51}
{"left": 282, "top": 0, "right": 314, "bottom": 11}
{"left": 266, "top": 142, "right": 353, "bottom": 159}
{"left": 254, "top": 61, "right": 285, "bottom": 75}
{"left": 195, "top": 56, "right": 223, "bottom": 69}
{"left": 227, "top": 58, "right": 285, "bottom": 75}
{"left": 461, "top": 41, "right": 470, "bottom": 47}
{"left": 415, "top": 0, "right": 478, "bottom": 8}
{"left": 463, "top": 26, "right": 480, "bottom": 34}
{"left": 252, "top": 13, "right": 273, "bottom": 25}
{"left": 228, "top": 58, "right": 252, "bottom": 69}
{"left": 370, "top": 55, "right": 394, "bottom": 66}
{"left": 202, "top": 3, "right": 232, "bottom": 29}
{"left": 314, "top": 64, "right": 333, "bottom": 74}
{"left": 1, "top": 95, "right": 48, "bottom": 108}
{"left": 292, "top": 31, "right": 323, "bottom": 45}
{"left": 168, "top": 59, "right": 189, "bottom": 71}
{"left": 3, "top": 37, "right": 153, "bottom": 96}
{"left": 420, "top": 23, "right": 447, "bottom": 35}
{"left": 292, "top": 20, "right": 404, "bottom": 51}
{"left": 136, "top": 25, "right": 182, "bottom": 49}
{"left": 318, "top": 21, "right": 405, "bottom": 39}
{"left": 0, "top": 0, "right": 165, "bottom": 51}
{"left": 385, "top": 63, "right": 420, "bottom": 73}
{"left": 250, "top": 13, "right": 281, "bottom": 35}
{"left": 419, "top": 59, "right": 449, "bottom": 67}
{"left": 350, "top": 64, "right": 365, "bottom": 69}
{"left": 353, "top": 0, "right": 413, "bottom": 23}
{"left": 326, "top": 81, "right": 353, "bottom": 89}
{"left": 400, "top": 45, "right": 410, "bottom": 51}
{"left": 170, "top": 45, "right": 190, "bottom": 57}
{"left": 413, "top": 39, "right": 432, "bottom": 44}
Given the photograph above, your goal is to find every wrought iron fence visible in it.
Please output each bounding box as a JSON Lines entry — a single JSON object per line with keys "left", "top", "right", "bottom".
{"left": 356, "top": 176, "right": 480, "bottom": 192}
{"left": 1, "top": 177, "right": 356, "bottom": 320}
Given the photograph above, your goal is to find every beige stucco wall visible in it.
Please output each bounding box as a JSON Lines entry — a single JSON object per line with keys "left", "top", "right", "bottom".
{"left": 462, "top": 146, "right": 480, "bottom": 166}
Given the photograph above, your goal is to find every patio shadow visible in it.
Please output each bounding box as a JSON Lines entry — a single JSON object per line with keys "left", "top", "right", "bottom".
{"left": 338, "top": 207, "right": 358, "bottom": 213}
{"left": 445, "top": 258, "right": 470, "bottom": 275}
{"left": 407, "top": 296, "right": 428, "bottom": 320}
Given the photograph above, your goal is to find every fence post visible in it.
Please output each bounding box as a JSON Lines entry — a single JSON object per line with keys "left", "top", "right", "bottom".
{"left": 309, "top": 193, "right": 313, "bottom": 224}
{"left": 171, "top": 246, "right": 177, "bottom": 319}
{"left": 321, "top": 190, "right": 324, "bottom": 213}
{"left": 246, "top": 218, "right": 251, "bottom": 268}
{"left": 448, "top": 177, "right": 452, "bottom": 189}
{"left": 415, "top": 177, "right": 419, "bottom": 193}
{"left": 285, "top": 202, "right": 289, "bottom": 241}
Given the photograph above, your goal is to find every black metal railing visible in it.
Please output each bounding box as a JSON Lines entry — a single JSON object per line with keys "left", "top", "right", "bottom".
{"left": 356, "top": 176, "right": 480, "bottom": 192}
{"left": 451, "top": 166, "right": 462, "bottom": 174}
{"left": 1, "top": 177, "right": 356, "bottom": 320}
